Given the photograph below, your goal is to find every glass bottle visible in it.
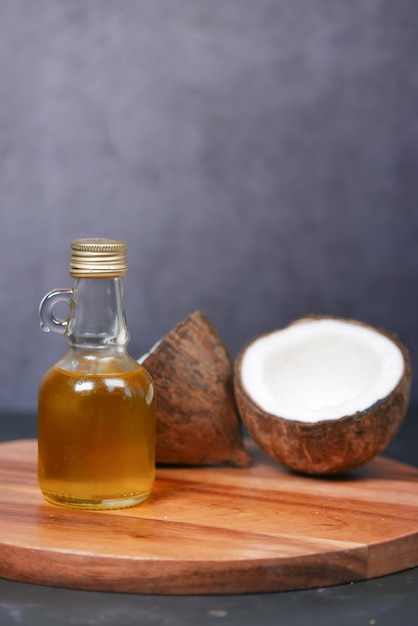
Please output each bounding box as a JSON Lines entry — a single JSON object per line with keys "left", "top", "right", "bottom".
{"left": 38, "top": 238, "right": 156, "bottom": 510}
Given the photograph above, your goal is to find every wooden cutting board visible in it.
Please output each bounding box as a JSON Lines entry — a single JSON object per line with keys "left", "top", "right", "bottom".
{"left": 0, "top": 438, "right": 418, "bottom": 595}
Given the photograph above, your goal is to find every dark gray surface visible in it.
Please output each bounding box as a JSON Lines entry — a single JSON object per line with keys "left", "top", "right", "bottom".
{"left": 0, "top": 570, "right": 418, "bottom": 626}
{"left": 1, "top": 0, "right": 418, "bottom": 413}
{"left": 0, "top": 407, "right": 417, "bottom": 626}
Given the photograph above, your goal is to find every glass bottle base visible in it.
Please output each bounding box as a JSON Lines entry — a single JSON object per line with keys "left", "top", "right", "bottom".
{"left": 41, "top": 491, "right": 151, "bottom": 510}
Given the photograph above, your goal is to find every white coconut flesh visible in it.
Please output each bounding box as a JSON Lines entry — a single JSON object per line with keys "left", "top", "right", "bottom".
{"left": 240, "top": 319, "right": 405, "bottom": 423}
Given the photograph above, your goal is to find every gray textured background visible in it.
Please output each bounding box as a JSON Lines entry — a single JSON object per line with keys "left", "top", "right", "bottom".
{"left": 1, "top": 0, "right": 417, "bottom": 412}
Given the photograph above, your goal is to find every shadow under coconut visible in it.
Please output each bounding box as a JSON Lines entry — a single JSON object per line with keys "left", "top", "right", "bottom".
{"left": 267, "top": 451, "right": 418, "bottom": 485}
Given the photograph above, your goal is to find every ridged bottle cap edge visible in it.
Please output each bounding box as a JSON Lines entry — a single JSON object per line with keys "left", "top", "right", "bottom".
{"left": 70, "top": 238, "right": 128, "bottom": 278}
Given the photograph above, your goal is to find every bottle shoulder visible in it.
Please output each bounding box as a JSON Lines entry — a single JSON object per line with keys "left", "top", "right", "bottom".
{"left": 50, "top": 349, "right": 151, "bottom": 378}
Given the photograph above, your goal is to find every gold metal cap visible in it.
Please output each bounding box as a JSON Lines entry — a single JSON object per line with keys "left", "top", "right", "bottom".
{"left": 70, "top": 238, "right": 128, "bottom": 278}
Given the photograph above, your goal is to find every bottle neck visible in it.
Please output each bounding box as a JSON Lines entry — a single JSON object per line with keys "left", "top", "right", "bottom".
{"left": 66, "top": 278, "right": 130, "bottom": 349}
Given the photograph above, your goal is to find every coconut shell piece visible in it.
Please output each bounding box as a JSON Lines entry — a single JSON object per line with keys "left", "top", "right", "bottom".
{"left": 142, "top": 311, "right": 252, "bottom": 467}
{"left": 234, "top": 318, "right": 412, "bottom": 475}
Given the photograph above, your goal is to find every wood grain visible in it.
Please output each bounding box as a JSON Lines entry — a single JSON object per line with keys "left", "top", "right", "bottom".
{"left": 0, "top": 439, "right": 417, "bottom": 595}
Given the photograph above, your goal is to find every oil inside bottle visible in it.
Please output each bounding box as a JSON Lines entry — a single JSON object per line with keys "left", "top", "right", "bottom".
{"left": 38, "top": 358, "right": 156, "bottom": 510}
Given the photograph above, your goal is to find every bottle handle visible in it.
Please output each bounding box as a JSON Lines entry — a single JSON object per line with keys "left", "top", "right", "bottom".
{"left": 39, "top": 288, "right": 73, "bottom": 334}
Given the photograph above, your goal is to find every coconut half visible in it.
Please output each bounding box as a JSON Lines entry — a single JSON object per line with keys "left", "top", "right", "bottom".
{"left": 140, "top": 311, "right": 252, "bottom": 467}
{"left": 234, "top": 316, "right": 411, "bottom": 474}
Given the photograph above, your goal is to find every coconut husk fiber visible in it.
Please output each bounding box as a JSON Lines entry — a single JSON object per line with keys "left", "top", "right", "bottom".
{"left": 142, "top": 311, "right": 251, "bottom": 467}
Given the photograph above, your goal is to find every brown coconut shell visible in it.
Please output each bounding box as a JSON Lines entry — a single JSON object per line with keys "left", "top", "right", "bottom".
{"left": 142, "top": 310, "right": 252, "bottom": 467}
{"left": 234, "top": 317, "right": 412, "bottom": 475}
